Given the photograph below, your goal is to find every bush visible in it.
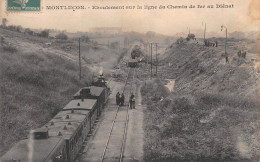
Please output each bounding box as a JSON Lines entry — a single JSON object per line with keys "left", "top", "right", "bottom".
{"left": 81, "top": 35, "right": 90, "bottom": 42}
{"left": 3, "top": 45, "right": 17, "bottom": 53}
{"left": 6, "top": 25, "right": 17, "bottom": 31}
{"left": 16, "top": 26, "right": 22, "bottom": 32}
{"left": 55, "top": 32, "right": 68, "bottom": 40}
{"left": 25, "top": 28, "right": 34, "bottom": 35}
{"left": 38, "top": 29, "right": 49, "bottom": 38}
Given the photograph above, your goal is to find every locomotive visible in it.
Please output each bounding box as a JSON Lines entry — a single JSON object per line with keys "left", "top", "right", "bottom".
{"left": 131, "top": 45, "right": 142, "bottom": 59}
{"left": 127, "top": 59, "right": 138, "bottom": 68}
{"left": 128, "top": 45, "right": 143, "bottom": 68}
{"left": 1, "top": 75, "right": 110, "bottom": 162}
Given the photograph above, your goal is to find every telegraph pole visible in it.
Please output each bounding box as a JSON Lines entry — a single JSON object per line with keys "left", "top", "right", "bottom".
{"left": 225, "top": 28, "right": 227, "bottom": 56}
{"left": 221, "top": 25, "right": 228, "bottom": 63}
{"left": 150, "top": 43, "right": 153, "bottom": 78}
{"left": 146, "top": 42, "right": 149, "bottom": 77}
{"left": 79, "top": 38, "right": 81, "bottom": 80}
{"left": 147, "top": 42, "right": 149, "bottom": 65}
{"left": 155, "top": 43, "right": 158, "bottom": 77}
{"left": 204, "top": 23, "right": 206, "bottom": 42}
{"left": 145, "top": 43, "right": 147, "bottom": 64}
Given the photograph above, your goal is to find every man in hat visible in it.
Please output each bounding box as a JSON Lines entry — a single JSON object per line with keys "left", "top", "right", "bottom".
{"left": 129, "top": 94, "right": 134, "bottom": 109}
{"left": 116, "top": 92, "right": 120, "bottom": 105}
{"left": 120, "top": 93, "right": 125, "bottom": 106}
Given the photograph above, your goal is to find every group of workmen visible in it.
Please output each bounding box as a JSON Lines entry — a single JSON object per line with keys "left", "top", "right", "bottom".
{"left": 116, "top": 92, "right": 125, "bottom": 106}
{"left": 204, "top": 40, "right": 218, "bottom": 47}
{"left": 116, "top": 92, "right": 135, "bottom": 109}
{"left": 237, "top": 50, "right": 247, "bottom": 58}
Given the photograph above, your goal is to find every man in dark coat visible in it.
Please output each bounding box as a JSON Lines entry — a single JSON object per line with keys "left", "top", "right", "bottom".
{"left": 129, "top": 94, "right": 134, "bottom": 109}
{"left": 237, "top": 50, "right": 241, "bottom": 57}
{"left": 132, "top": 96, "right": 135, "bottom": 109}
{"left": 226, "top": 56, "right": 229, "bottom": 63}
{"left": 116, "top": 92, "right": 120, "bottom": 105}
{"left": 120, "top": 93, "right": 125, "bottom": 106}
{"left": 242, "top": 51, "right": 247, "bottom": 58}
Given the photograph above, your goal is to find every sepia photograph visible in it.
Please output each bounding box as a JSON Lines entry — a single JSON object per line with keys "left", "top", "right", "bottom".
{"left": 0, "top": 0, "right": 259, "bottom": 161}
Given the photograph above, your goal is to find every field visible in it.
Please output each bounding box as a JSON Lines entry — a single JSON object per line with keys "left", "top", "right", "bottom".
{"left": 140, "top": 37, "right": 259, "bottom": 161}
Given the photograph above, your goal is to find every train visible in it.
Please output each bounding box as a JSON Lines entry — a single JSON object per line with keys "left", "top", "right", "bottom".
{"left": 1, "top": 74, "right": 110, "bottom": 162}
{"left": 128, "top": 45, "right": 143, "bottom": 68}
{"left": 131, "top": 45, "right": 142, "bottom": 59}
{"left": 127, "top": 59, "right": 138, "bottom": 68}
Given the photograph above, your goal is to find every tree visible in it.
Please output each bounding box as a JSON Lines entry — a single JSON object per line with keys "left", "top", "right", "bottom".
{"left": 7, "top": 25, "right": 16, "bottom": 31}
{"left": 16, "top": 25, "right": 22, "bottom": 32}
{"left": 187, "top": 33, "right": 196, "bottom": 40}
{"left": 39, "top": 29, "right": 50, "bottom": 38}
{"left": 25, "top": 28, "right": 34, "bottom": 35}
{"left": 81, "top": 35, "right": 90, "bottom": 42}
{"left": 2, "top": 18, "right": 7, "bottom": 27}
{"left": 55, "top": 32, "right": 68, "bottom": 40}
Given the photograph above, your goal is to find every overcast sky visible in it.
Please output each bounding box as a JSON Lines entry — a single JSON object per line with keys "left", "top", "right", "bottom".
{"left": 0, "top": 0, "right": 259, "bottom": 35}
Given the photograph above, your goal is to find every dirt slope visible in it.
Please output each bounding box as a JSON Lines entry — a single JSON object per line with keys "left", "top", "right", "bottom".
{"left": 160, "top": 38, "right": 258, "bottom": 98}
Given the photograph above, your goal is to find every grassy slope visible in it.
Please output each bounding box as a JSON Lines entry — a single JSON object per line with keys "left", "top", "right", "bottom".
{"left": 0, "top": 29, "right": 92, "bottom": 156}
{"left": 141, "top": 39, "right": 259, "bottom": 161}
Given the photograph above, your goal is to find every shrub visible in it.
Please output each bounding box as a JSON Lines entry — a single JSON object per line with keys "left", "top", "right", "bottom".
{"left": 25, "top": 28, "right": 34, "bottom": 35}
{"left": 38, "top": 29, "right": 49, "bottom": 38}
{"left": 7, "top": 25, "right": 17, "bottom": 31}
{"left": 81, "top": 35, "right": 90, "bottom": 42}
{"left": 3, "top": 45, "right": 17, "bottom": 53}
{"left": 55, "top": 32, "right": 68, "bottom": 40}
{"left": 2, "top": 18, "right": 7, "bottom": 27}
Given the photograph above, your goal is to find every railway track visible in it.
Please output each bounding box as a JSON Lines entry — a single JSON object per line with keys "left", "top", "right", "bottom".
{"left": 75, "top": 43, "right": 139, "bottom": 162}
{"left": 101, "top": 67, "right": 136, "bottom": 162}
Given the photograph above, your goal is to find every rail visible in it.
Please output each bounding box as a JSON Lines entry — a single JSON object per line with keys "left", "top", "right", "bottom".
{"left": 120, "top": 67, "right": 136, "bottom": 162}
{"left": 100, "top": 67, "right": 136, "bottom": 162}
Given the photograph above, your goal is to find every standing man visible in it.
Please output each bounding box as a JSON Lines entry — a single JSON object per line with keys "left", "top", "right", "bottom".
{"left": 226, "top": 56, "right": 229, "bottom": 63}
{"left": 129, "top": 94, "right": 134, "bottom": 109}
{"left": 132, "top": 96, "right": 135, "bottom": 109}
{"left": 237, "top": 50, "right": 241, "bottom": 57}
{"left": 129, "top": 95, "right": 133, "bottom": 109}
{"left": 121, "top": 93, "right": 125, "bottom": 106}
{"left": 116, "top": 92, "right": 120, "bottom": 105}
